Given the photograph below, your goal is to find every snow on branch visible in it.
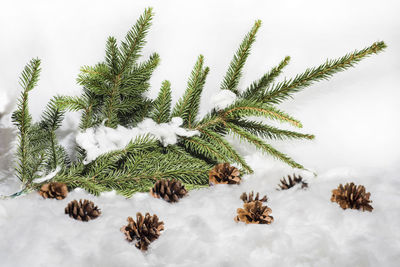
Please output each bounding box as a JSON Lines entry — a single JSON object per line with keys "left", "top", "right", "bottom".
{"left": 76, "top": 117, "right": 199, "bottom": 163}
{"left": 211, "top": 89, "right": 237, "bottom": 110}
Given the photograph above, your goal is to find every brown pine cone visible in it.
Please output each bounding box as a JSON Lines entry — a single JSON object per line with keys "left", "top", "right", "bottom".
{"left": 150, "top": 179, "right": 188, "bottom": 203}
{"left": 121, "top": 212, "right": 164, "bottom": 251}
{"left": 277, "top": 174, "right": 308, "bottom": 190}
{"left": 65, "top": 199, "right": 101, "bottom": 221}
{"left": 209, "top": 163, "right": 241, "bottom": 185}
{"left": 39, "top": 182, "right": 68, "bottom": 200}
{"left": 331, "top": 182, "right": 373, "bottom": 212}
{"left": 240, "top": 191, "right": 268, "bottom": 203}
{"left": 234, "top": 200, "right": 274, "bottom": 224}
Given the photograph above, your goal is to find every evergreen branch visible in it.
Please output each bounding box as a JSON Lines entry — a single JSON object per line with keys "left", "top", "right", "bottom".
{"left": 223, "top": 100, "right": 302, "bottom": 127}
{"left": 179, "top": 136, "right": 229, "bottom": 163}
{"left": 226, "top": 122, "right": 304, "bottom": 169}
{"left": 199, "top": 128, "right": 253, "bottom": 173}
{"left": 18, "top": 58, "right": 41, "bottom": 94}
{"left": 119, "top": 52, "right": 160, "bottom": 96}
{"left": 232, "top": 119, "right": 314, "bottom": 140}
{"left": 51, "top": 139, "right": 211, "bottom": 196}
{"left": 241, "top": 56, "right": 290, "bottom": 99}
{"left": 40, "top": 98, "right": 65, "bottom": 132}
{"left": 77, "top": 64, "right": 112, "bottom": 94}
{"left": 220, "top": 20, "right": 261, "bottom": 95}
{"left": 55, "top": 95, "right": 87, "bottom": 111}
{"left": 105, "top": 36, "right": 120, "bottom": 75}
{"left": 39, "top": 98, "right": 66, "bottom": 170}
{"left": 103, "top": 79, "right": 121, "bottom": 128}
{"left": 119, "top": 7, "right": 154, "bottom": 75}
{"left": 262, "top": 41, "right": 387, "bottom": 104}
{"left": 11, "top": 58, "right": 41, "bottom": 183}
{"left": 171, "top": 55, "right": 209, "bottom": 126}
{"left": 152, "top": 80, "right": 172, "bottom": 123}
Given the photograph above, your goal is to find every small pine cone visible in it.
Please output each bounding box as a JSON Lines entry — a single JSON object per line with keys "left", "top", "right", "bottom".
{"left": 39, "top": 182, "right": 68, "bottom": 200}
{"left": 331, "top": 182, "right": 373, "bottom": 212}
{"left": 240, "top": 191, "right": 268, "bottom": 203}
{"left": 209, "top": 163, "right": 241, "bottom": 185}
{"left": 65, "top": 199, "right": 101, "bottom": 221}
{"left": 150, "top": 179, "right": 188, "bottom": 203}
{"left": 277, "top": 174, "right": 308, "bottom": 190}
{"left": 120, "top": 212, "right": 164, "bottom": 251}
{"left": 234, "top": 200, "right": 274, "bottom": 224}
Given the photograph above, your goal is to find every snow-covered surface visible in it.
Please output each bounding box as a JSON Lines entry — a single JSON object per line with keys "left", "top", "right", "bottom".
{"left": 1, "top": 0, "right": 400, "bottom": 266}
{"left": 76, "top": 117, "right": 199, "bottom": 163}
{"left": 0, "top": 159, "right": 399, "bottom": 267}
{"left": 211, "top": 89, "right": 238, "bottom": 110}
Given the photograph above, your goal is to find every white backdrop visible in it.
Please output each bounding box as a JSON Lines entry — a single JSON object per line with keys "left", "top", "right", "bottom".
{"left": 1, "top": 0, "right": 399, "bottom": 174}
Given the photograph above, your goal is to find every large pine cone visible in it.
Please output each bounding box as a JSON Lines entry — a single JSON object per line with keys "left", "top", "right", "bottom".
{"left": 150, "top": 179, "right": 188, "bottom": 203}
{"left": 39, "top": 182, "right": 68, "bottom": 200}
{"left": 65, "top": 199, "right": 101, "bottom": 221}
{"left": 277, "top": 174, "right": 308, "bottom": 190}
{"left": 240, "top": 191, "right": 268, "bottom": 203}
{"left": 121, "top": 212, "right": 164, "bottom": 251}
{"left": 209, "top": 163, "right": 241, "bottom": 185}
{"left": 235, "top": 200, "right": 274, "bottom": 224}
{"left": 331, "top": 182, "right": 373, "bottom": 212}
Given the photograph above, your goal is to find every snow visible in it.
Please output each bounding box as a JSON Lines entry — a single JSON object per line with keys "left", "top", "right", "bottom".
{"left": 211, "top": 89, "right": 238, "bottom": 110}
{"left": 76, "top": 117, "right": 199, "bottom": 163}
{"left": 0, "top": 158, "right": 399, "bottom": 267}
{"left": 1, "top": 0, "right": 400, "bottom": 266}
{"left": 33, "top": 166, "right": 62, "bottom": 184}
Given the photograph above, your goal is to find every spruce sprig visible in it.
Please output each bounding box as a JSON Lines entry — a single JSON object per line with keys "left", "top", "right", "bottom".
{"left": 151, "top": 80, "right": 172, "bottom": 123}
{"left": 221, "top": 20, "right": 262, "bottom": 95}
{"left": 11, "top": 59, "right": 69, "bottom": 186}
{"left": 172, "top": 22, "right": 385, "bottom": 173}
{"left": 10, "top": 9, "right": 385, "bottom": 197}
{"left": 262, "top": 41, "right": 387, "bottom": 104}
{"left": 56, "top": 7, "right": 158, "bottom": 129}
{"left": 12, "top": 58, "right": 41, "bottom": 184}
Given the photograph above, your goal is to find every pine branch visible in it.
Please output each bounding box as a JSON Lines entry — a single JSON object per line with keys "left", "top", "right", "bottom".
{"left": 220, "top": 20, "right": 261, "bottom": 95}
{"left": 262, "top": 41, "right": 387, "bottom": 104}
{"left": 118, "top": 7, "right": 154, "bottom": 75}
{"left": 120, "top": 52, "right": 160, "bottom": 96}
{"left": 152, "top": 80, "right": 172, "bottom": 123}
{"left": 39, "top": 98, "right": 66, "bottom": 170}
{"left": 199, "top": 128, "right": 253, "bottom": 173}
{"left": 55, "top": 95, "right": 87, "bottom": 111}
{"left": 51, "top": 138, "right": 211, "bottom": 196}
{"left": 105, "top": 36, "right": 120, "bottom": 75}
{"left": 232, "top": 119, "right": 314, "bottom": 140}
{"left": 226, "top": 122, "right": 304, "bottom": 169}
{"left": 222, "top": 99, "right": 302, "bottom": 128}
{"left": 11, "top": 58, "right": 41, "bottom": 183}
{"left": 171, "top": 55, "right": 209, "bottom": 127}
{"left": 77, "top": 63, "right": 112, "bottom": 95}
{"left": 179, "top": 136, "right": 229, "bottom": 163}
{"left": 29, "top": 12, "right": 386, "bottom": 197}
{"left": 241, "top": 56, "right": 290, "bottom": 99}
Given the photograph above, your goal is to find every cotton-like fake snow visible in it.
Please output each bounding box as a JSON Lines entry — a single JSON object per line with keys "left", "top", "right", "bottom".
{"left": 211, "top": 89, "right": 238, "bottom": 110}
{"left": 0, "top": 157, "right": 399, "bottom": 267}
{"left": 76, "top": 117, "right": 199, "bottom": 163}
